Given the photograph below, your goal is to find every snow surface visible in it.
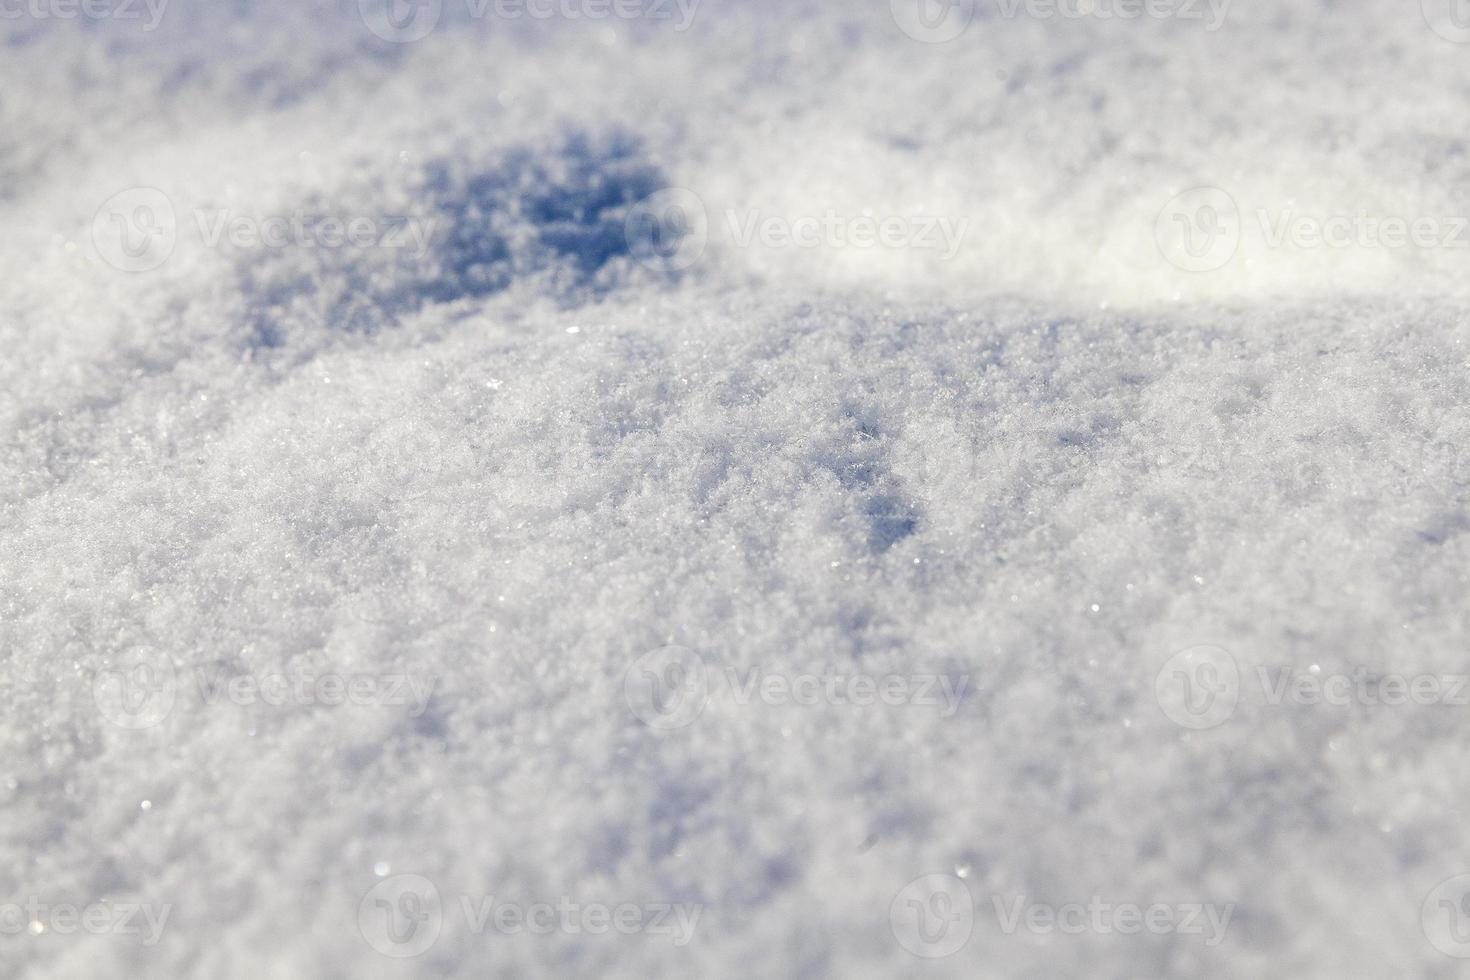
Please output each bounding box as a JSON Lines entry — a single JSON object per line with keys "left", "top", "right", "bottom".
{"left": 4, "top": 1, "right": 1470, "bottom": 977}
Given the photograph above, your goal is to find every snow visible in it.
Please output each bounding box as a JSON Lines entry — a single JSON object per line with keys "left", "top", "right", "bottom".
{"left": 3, "top": 1, "right": 1470, "bottom": 977}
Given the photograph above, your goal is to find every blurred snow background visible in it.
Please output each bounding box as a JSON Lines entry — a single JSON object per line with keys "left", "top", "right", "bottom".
{"left": 3, "top": 0, "right": 1470, "bottom": 977}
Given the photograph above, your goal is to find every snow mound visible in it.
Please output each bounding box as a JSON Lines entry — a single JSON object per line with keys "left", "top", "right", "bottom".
{"left": 4, "top": 2, "right": 1470, "bottom": 978}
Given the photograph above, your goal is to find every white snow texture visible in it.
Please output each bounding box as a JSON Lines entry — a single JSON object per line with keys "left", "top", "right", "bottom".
{"left": 4, "top": 1, "right": 1470, "bottom": 977}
